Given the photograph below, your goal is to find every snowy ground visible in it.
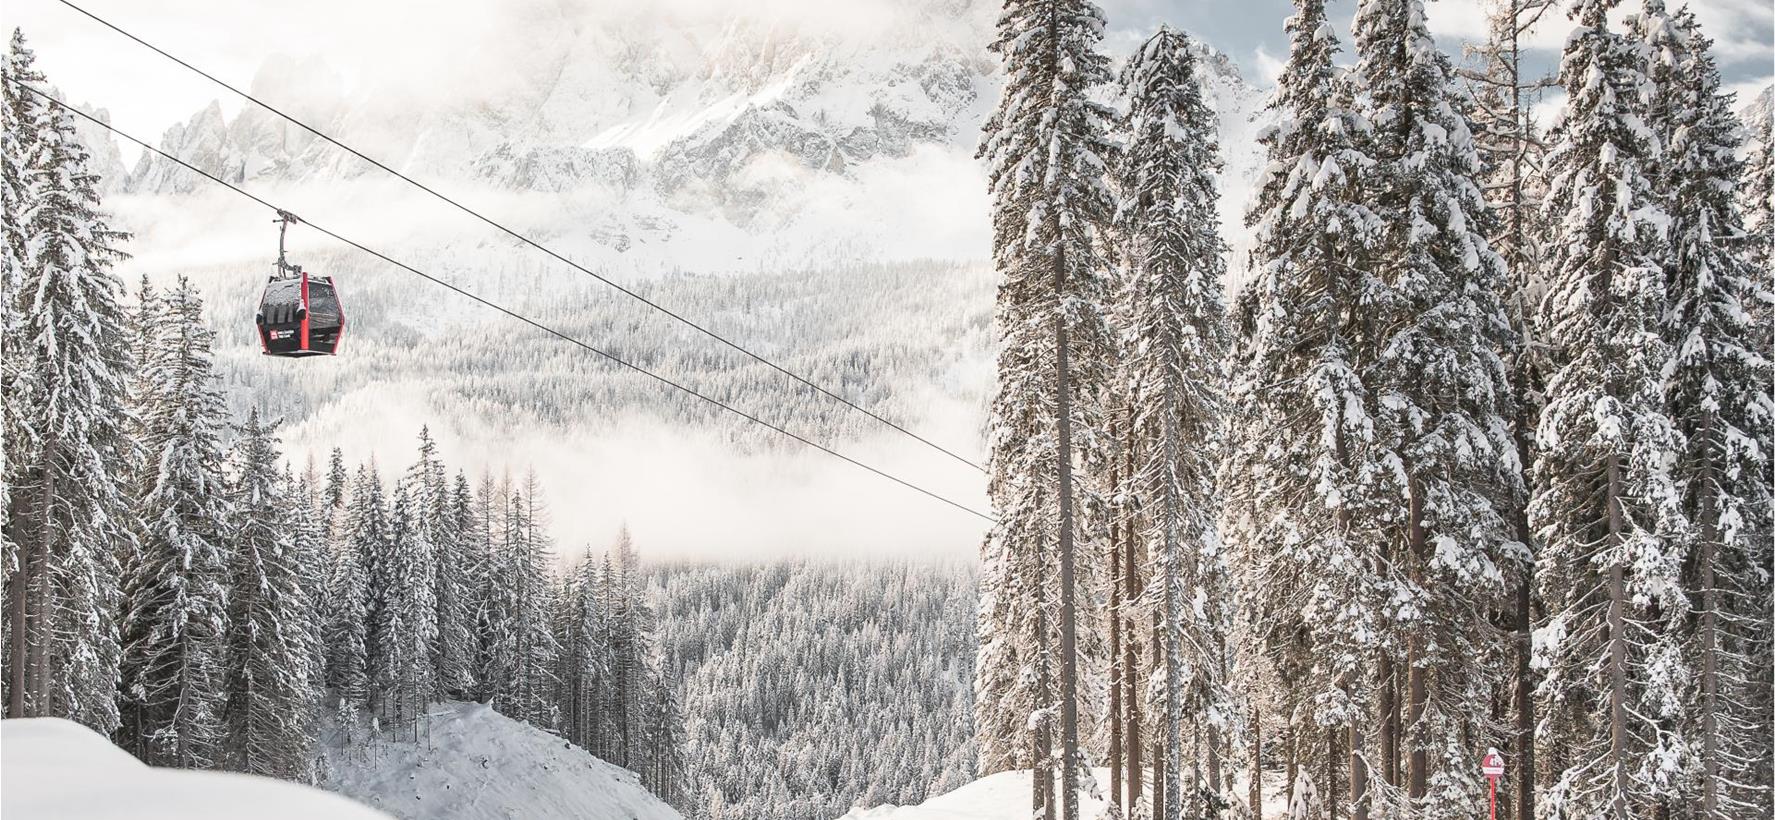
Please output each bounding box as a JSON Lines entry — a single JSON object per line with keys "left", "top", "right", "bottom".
{"left": 835, "top": 767, "right": 1291, "bottom": 820}
{"left": 837, "top": 770, "right": 1115, "bottom": 820}
{"left": 317, "top": 701, "right": 682, "bottom": 820}
{"left": 1, "top": 718, "right": 389, "bottom": 820}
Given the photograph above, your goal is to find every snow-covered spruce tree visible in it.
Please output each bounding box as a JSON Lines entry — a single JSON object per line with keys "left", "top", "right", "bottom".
{"left": 606, "top": 525, "right": 652, "bottom": 768}
{"left": 284, "top": 464, "right": 327, "bottom": 712}
{"left": 1639, "top": 6, "right": 1775, "bottom": 816}
{"left": 1462, "top": 3, "right": 1556, "bottom": 815}
{"left": 321, "top": 464, "right": 372, "bottom": 707}
{"left": 1530, "top": 0, "right": 1686, "bottom": 815}
{"left": 409, "top": 428, "right": 473, "bottom": 699}
{"left": 323, "top": 448, "right": 348, "bottom": 510}
{"left": 465, "top": 471, "right": 497, "bottom": 703}
{"left": 348, "top": 463, "right": 390, "bottom": 713}
{"left": 516, "top": 476, "right": 560, "bottom": 731}
{"left": 481, "top": 474, "right": 559, "bottom": 730}
{"left": 1114, "top": 27, "right": 1234, "bottom": 820}
{"left": 0, "top": 34, "right": 43, "bottom": 712}
{"left": 378, "top": 474, "right": 438, "bottom": 736}
{"left": 1, "top": 32, "right": 132, "bottom": 731}
{"left": 975, "top": 3, "right": 1117, "bottom": 816}
{"left": 644, "top": 657, "right": 688, "bottom": 809}
{"left": 1351, "top": 0, "right": 1523, "bottom": 815}
{"left": 222, "top": 409, "right": 316, "bottom": 779}
{"left": 476, "top": 472, "right": 516, "bottom": 708}
{"left": 557, "top": 550, "right": 612, "bottom": 754}
{"left": 1223, "top": 0, "right": 1384, "bottom": 814}
{"left": 448, "top": 469, "right": 482, "bottom": 697}
{"left": 119, "top": 278, "right": 231, "bottom": 768}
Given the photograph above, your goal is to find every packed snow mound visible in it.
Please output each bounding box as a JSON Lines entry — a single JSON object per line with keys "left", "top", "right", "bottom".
{"left": 319, "top": 701, "right": 683, "bottom": 820}
{"left": 0, "top": 717, "right": 389, "bottom": 820}
{"left": 836, "top": 769, "right": 1114, "bottom": 820}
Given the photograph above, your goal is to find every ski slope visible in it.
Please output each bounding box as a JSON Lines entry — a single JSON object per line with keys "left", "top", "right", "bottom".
{"left": 0, "top": 717, "right": 389, "bottom": 820}
{"left": 318, "top": 700, "right": 683, "bottom": 820}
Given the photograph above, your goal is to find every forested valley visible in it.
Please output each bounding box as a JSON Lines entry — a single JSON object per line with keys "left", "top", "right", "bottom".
{"left": 651, "top": 560, "right": 978, "bottom": 820}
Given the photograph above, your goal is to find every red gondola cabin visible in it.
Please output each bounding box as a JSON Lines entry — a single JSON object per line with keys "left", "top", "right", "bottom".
{"left": 256, "top": 271, "right": 344, "bottom": 357}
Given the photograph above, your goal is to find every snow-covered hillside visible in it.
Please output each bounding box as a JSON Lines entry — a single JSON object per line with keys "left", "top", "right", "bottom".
{"left": 317, "top": 701, "right": 683, "bottom": 820}
{"left": 1, "top": 718, "right": 389, "bottom": 820}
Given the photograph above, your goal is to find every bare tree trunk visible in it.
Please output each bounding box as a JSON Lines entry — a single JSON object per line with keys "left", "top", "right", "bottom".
{"left": 1349, "top": 703, "right": 1368, "bottom": 820}
{"left": 1035, "top": 716, "right": 1052, "bottom": 819}
{"left": 5, "top": 496, "right": 27, "bottom": 718}
{"left": 1328, "top": 727, "right": 1341, "bottom": 820}
{"left": 1152, "top": 716, "right": 1167, "bottom": 820}
{"left": 1606, "top": 453, "right": 1628, "bottom": 817}
{"left": 1286, "top": 723, "right": 1297, "bottom": 811}
{"left": 1161, "top": 380, "right": 1181, "bottom": 820}
{"left": 1379, "top": 654, "right": 1397, "bottom": 788}
{"left": 1208, "top": 721, "right": 1222, "bottom": 806}
{"left": 1513, "top": 568, "right": 1534, "bottom": 820}
{"left": 1053, "top": 244, "right": 1082, "bottom": 820}
{"left": 1126, "top": 419, "right": 1144, "bottom": 813}
{"left": 1251, "top": 703, "right": 1263, "bottom": 818}
{"left": 1036, "top": 526, "right": 1056, "bottom": 820}
{"left": 1697, "top": 413, "right": 1720, "bottom": 817}
{"left": 1406, "top": 484, "right": 1429, "bottom": 802}
{"left": 25, "top": 454, "right": 54, "bottom": 716}
{"left": 1512, "top": 396, "right": 1537, "bottom": 820}
{"left": 1111, "top": 416, "right": 1125, "bottom": 811}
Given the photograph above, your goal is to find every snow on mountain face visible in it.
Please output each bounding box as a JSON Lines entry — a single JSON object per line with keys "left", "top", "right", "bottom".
{"left": 114, "top": 0, "right": 1266, "bottom": 260}
{"left": 1742, "top": 84, "right": 1773, "bottom": 133}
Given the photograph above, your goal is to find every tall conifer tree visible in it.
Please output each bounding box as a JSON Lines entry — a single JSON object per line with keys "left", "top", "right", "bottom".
{"left": 119, "top": 278, "right": 231, "bottom": 768}
{"left": 1352, "top": 0, "right": 1522, "bottom": 815}
{"left": 1115, "top": 27, "right": 1234, "bottom": 820}
{"left": 223, "top": 410, "right": 316, "bottom": 779}
{"left": 1640, "top": 6, "right": 1775, "bottom": 815}
{"left": 1225, "top": 0, "right": 1382, "bottom": 814}
{"left": 1531, "top": 1, "right": 1687, "bottom": 815}
{"left": 975, "top": 3, "right": 1117, "bottom": 815}
{"left": 1, "top": 31, "right": 132, "bottom": 732}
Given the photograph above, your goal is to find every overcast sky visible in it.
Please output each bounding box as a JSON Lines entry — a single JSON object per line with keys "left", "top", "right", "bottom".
{"left": 2, "top": 0, "right": 1768, "bottom": 164}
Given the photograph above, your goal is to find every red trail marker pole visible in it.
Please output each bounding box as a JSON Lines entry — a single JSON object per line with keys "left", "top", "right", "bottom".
{"left": 1482, "top": 748, "right": 1506, "bottom": 820}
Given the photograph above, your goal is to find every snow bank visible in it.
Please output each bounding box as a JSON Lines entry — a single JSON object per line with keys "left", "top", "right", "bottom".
{"left": 0, "top": 717, "right": 389, "bottom": 820}
{"left": 319, "top": 700, "right": 682, "bottom": 820}
{"left": 836, "top": 769, "right": 1113, "bottom": 820}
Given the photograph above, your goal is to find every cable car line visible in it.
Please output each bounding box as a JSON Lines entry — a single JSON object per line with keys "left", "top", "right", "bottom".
{"left": 50, "top": 0, "right": 987, "bottom": 476}
{"left": 7, "top": 79, "right": 995, "bottom": 525}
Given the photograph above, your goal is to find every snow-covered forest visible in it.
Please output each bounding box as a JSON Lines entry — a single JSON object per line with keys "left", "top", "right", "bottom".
{"left": 975, "top": 0, "right": 1771, "bottom": 819}
{"left": 651, "top": 560, "right": 978, "bottom": 820}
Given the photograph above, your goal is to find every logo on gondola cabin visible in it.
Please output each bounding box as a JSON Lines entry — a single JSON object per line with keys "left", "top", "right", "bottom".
{"left": 271, "top": 329, "right": 294, "bottom": 340}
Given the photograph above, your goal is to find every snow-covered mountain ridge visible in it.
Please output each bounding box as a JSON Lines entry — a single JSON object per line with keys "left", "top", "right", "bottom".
{"left": 71, "top": 1, "right": 1271, "bottom": 557}
{"left": 108, "top": 0, "right": 1266, "bottom": 263}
